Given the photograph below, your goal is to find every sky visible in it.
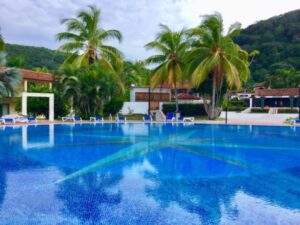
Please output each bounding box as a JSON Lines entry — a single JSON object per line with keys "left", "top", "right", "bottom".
{"left": 0, "top": 0, "right": 299, "bottom": 60}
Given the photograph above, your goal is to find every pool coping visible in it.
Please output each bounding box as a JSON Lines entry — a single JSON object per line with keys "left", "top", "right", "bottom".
{"left": 0, "top": 119, "right": 298, "bottom": 127}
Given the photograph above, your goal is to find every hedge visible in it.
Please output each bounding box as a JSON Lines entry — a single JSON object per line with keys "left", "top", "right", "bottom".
{"left": 251, "top": 108, "right": 269, "bottom": 113}
{"left": 278, "top": 108, "right": 299, "bottom": 114}
{"left": 162, "top": 103, "right": 207, "bottom": 116}
{"left": 227, "top": 106, "right": 247, "bottom": 112}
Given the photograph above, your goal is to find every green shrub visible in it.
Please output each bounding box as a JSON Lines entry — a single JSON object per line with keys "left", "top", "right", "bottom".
{"left": 251, "top": 108, "right": 269, "bottom": 113}
{"left": 103, "top": 98, "right": 124, "bottom": 116}
{"left": 227, "top": 106, "right": 247, "bottom": 112}
{"left": 227, "top": 98, "right": 249, "bottom": 111}
{"left": 278, "top": 108, "right": 299, "bottom": 114}
{"left": 162, "top": 103, "right": 206, "bottom": 116}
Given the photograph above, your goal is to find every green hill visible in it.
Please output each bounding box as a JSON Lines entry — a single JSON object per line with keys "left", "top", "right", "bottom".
{"left": 235, "top": 9, "right": 300, "bottom": 87}
{"left": 4, "top": 10, "right": 300, "bottom": 87}
{"left": 5, "top": 43, "right": 65, "bottom": 71}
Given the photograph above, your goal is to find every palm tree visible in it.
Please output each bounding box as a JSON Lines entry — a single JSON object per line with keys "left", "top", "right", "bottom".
{"left": 0, "top": 68, "right": 22, "bottom": 97}
{"left": 0, "top": 35, "right": 4, "bottom": 52}
{"left": 122, "top": 61, "right": 150, "bottom": 88}
{"left": 0, "top": 34, "right": 6, "bottom": 66}
{"left": 0, "top": 34, "right": 22, "bottom": 97}
{"left": 145, "top": 25, "right": 189, "bottom": 113}
{"left": 56, "top": 5, "right": 123, "bottom": 72}
{"left": 59, "top": 63, "right": 124, "bottom": 118}
{"left": 187, "top": 14, "right": 250, "bottom": 119}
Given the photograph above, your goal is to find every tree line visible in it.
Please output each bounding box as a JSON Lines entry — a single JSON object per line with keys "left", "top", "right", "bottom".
{"left": 2, "top": 5, "right": 254, "bottom": 119}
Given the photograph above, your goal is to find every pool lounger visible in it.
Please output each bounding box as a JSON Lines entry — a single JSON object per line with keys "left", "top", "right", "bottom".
{"left": 62, "top": 116, "right": 82, "bottom": 122}
{"left": 90, "top": 116, "right": 104, "bottom": 122}
{"left": 73, "top": 116, "right": 82, "bottom": 122}
{"left": 143, "top": 115, "right": 152, "bottom": 122}
{"left": 62, "top": 116, "right": 74, "bottom": 122}
{"left": 116, "top": 116, "right": 126, "bottom": 122}
{"left": 28, "top": 117, "right": 37, "bottom": 123}
{"left": 178, "top": 117, "right": 195, "bottom": 122}
{"left": 1, "top": 118, "right": 16, "bottom": 124}
{"left": 292, "top": 119, "right": 300, "bottom": 125}
{"left": 165, "top": 113, "right": 175, "bottom": 122}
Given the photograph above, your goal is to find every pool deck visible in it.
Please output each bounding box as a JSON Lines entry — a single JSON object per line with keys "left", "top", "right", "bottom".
{"left": 0, "top": 118, "right": 298, "bottom": 127}
{"left": 0, "top": 112, "right": 299, "bottom": 127}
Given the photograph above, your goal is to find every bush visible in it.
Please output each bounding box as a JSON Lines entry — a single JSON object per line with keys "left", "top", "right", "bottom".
{"left": 251, "top": 108, "right": 269, "bottom": 113}
{"left": 103, "top": 98, "right": 124, "bottom": 116}
{"left": 162, "top": 103, "right": 206, "bottom": 116}
{"left": 228, "top": 106, "right": 247, "bottom": 112}
{"left": 278, "top": 108, "right": 299, "bottom": 114}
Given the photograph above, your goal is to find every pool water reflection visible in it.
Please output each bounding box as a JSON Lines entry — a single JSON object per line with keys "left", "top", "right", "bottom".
{"left": 0, "top": 123, "right": 300, "bottom": 224}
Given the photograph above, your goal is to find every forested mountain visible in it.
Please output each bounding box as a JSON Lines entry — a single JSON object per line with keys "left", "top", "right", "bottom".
{"left": 5, "top": 43, "right": 65, "bottom": 70}
{"left": 235, "top": 9, "right": 300, "bottom": 87}
{"left": 3, "top": 9, "right": 300, "bottom": 88}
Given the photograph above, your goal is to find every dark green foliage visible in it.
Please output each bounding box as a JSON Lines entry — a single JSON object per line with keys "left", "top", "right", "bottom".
{"left": 103, "top": 98, "right": 124, "bottom": 116}
{"left": 251, "top": 108, "right": 269, "bottom": 113}
{"left": 235, "top": 10, "right": 300, "bottom": 86}
{"left": 228, "top": 98, "right": 249, "bottom": 111}
{"left": 162, "top": 103, "right": 206, "bottom": 116}
{"left": 58, "top": 63, "right": 124, "bottom": 119}
{"left": 5, "top": 43, "right": 65, "bottom": 70}
{"left": 6, "top": 55, "right": 26, "bottom": 68}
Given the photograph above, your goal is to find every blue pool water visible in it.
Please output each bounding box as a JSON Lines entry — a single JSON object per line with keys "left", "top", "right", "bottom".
{"left": 0, "top": 123, "right": 300, "bottom": 225}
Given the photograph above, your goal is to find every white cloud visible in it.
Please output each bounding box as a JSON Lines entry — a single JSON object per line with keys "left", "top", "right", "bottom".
{"left": 0, "top": 0, "right": 299, "bottom": 61}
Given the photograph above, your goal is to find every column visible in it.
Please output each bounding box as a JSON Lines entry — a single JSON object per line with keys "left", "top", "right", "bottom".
{"left": 261, "top": 97, "right": 265, "bottom": 108}
{"left": 290, "top": 96, "right": 294, "bottom": 109}
{"left": 22, "top": 93, "right": 27, "bottom": 115}
{"left": 24, "top": 80, "right": 28, "bottom": 92}
{"left": 249, "top": 97, "right": 253, "bottom": 109}
{"left": 49, "top": 94, "right": 54, "bottom": 121}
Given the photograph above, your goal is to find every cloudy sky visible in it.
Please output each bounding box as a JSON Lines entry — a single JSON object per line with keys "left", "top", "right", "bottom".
{"left": 0, "top": 0, "right": 299, "bottom": 60}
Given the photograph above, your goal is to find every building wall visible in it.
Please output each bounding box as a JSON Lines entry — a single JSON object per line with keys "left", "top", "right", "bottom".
{"left": 253, "top": 97, "right": 299, "bottom": 108}
{"left": 0, "top": 79, "right": 53, "bottom": 117}
{"left": 120, "top": 102, "right": 149, "bottom": 115}
{"left": 0, "top": 98, "right": 18, "bottom": 116}
{"left": 130, "top": 87, "right": 171, "bottom": 102}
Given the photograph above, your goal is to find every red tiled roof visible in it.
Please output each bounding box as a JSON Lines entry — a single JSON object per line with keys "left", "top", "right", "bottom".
{"left": 0, "top": 67, "right": 54, "bottom": 82}
{"left": 175, "top": 93, "right": 200, "bottom": 100}
{"left": 20, "top": 69, "right": 54, "bottom": 81}
{"left": 255, "top": 88, "right": 299, "bottom": 97}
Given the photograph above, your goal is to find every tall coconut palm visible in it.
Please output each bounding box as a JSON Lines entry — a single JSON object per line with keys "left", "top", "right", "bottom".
{"left": 56, "top": 5, "right": 123, "bottom": 73}
{"left": 187, "top": 14, "right": 250, "bottom": 119}
{"left": 145, "top": 25, "right": 189, "bottom": 113}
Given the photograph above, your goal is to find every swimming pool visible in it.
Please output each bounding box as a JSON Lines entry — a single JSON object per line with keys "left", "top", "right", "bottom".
{"left": 0, "top": 123, "right": 299, "bottom": 224}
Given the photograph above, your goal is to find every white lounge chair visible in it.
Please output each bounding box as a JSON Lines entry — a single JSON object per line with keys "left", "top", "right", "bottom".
{"left": 62, "top": 116, "right": 74, "bottom": 122}
{"left": 90, "top": 116, "right": 104, "bottom": 122}
{"left": 1, "top": 114, "right": 28, "bottom": 124}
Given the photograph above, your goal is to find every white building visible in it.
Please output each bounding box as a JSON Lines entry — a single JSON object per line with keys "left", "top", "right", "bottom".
{"left": 0, "top": 68, "right": 55, "bottom": 121}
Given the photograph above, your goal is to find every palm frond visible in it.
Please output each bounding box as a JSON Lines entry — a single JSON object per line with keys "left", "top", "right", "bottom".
{"left": 190, "top": 53, "right": 220, "bottom": 88}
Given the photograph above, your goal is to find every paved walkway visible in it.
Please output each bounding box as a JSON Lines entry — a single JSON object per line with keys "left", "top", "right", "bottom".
{"left": 219, "top": 112, "right": 298, "bottom": 126}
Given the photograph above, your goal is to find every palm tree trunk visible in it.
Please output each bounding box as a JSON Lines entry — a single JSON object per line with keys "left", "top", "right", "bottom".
{"left": 175, "top": 88, "right": 179, "bottom": 113}
{"left": 211, "top": 75, "right": 216, "bottom": 119}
